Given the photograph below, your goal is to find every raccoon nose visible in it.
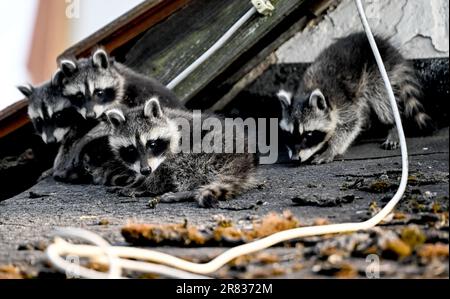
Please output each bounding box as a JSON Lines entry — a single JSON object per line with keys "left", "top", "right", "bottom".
{"left": 140, "top": 167, "right": 152, "bottom": 176}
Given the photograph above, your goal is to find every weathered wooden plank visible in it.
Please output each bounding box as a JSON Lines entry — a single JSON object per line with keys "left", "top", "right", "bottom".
{"left": 124, "top": 0, "right": 308, "bottom": 104}
{"left": 209, "top": 0, "right": 335, "bottom": 111}
{"left": 60, "top": 0, "right": 191, "bottom": 59}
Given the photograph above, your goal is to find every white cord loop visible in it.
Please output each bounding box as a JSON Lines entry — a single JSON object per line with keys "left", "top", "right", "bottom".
{"left": 46, "top": 0, "right": 409, "bottom": 279}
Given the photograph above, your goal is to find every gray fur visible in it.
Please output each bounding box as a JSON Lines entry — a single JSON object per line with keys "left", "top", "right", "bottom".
{"left": 278, "top": 32, "right": 432, "bottom": 164}
{"left": 59, "top": 48, "right": 181, "bottom": 120}
{"left": 106, "top": 99, "right": 257, "bottom": 208}
{"left": 19, "top": 70, "right": 79, "bottom": 144}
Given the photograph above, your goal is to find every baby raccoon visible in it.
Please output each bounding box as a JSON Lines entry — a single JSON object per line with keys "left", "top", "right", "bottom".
{"left": 105, "top": 98, "right": 257, "bottom": 208}
{"left": 18, "top": 70, "right": 87, "bottom": 144}
{"left": 278, "top": 32, "right": 432, "bottom": 164}
{"left": 18, "top": 69, "right": 131, "bottom": 186}
{"left": 59, "top": 48, "right": 180, "bottom": 120}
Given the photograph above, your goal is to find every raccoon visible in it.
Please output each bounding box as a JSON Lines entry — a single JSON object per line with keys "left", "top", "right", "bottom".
{"left": 277, "top": 32, "right": 432, "bottom": 164}
{"left": 18, "top": 68, "right": 132, "bottom": 185}
{"left": 59, "top": 48, "right": 181, "bottom": 120}
{"left": 50, "top": 116, "right": 137, "bottom": 187}
{"left": 105, "top": 98, "right": 257, "bottom": 208}
{"left": 18, "top": 69, "right": 88, "bottom": 144}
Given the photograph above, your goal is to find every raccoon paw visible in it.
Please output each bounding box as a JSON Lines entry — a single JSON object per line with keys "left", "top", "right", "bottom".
{"left": 381, "top": 139, "right": 399, "bottom": 150}
{"left": 195, "top": 190, "right": 220, "bottom": 209}
{"left": 311, "top": 153, "right": 335, "bottom": 165}
{"left": 159, "top": 191, "right": 195, "bottom": 203}
{"left": 113, "top": 187, "right": 138, "bottom": 197}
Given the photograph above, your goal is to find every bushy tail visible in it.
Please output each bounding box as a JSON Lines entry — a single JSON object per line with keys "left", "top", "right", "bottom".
{"left": 195, "top": 153, "right": 258, "bottom": 208}
{"left": 399, "top": 68, "right": 434, "bottom": 134}
{"left": 195, "top": 174, "right": 257, "bottom": 208}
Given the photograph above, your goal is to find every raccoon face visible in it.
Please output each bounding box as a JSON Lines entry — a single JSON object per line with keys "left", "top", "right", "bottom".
{"left": 278, "top": 88, "right": 336, "bottom": 163}
{"left": 106, "top": 98, "right": 179, "bottom": 176}
{"left": 60, "top": 49, "right": 124, "bottom": 120}
{"left": 18, "top": 71, "right": 81, "bottom": 144}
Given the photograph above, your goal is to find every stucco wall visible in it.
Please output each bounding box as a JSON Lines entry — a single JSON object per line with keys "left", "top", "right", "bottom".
{"left": 276, "top": 0, "right": 449, "bottom": 63}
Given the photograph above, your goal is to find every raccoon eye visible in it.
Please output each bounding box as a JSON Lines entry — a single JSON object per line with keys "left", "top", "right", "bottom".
{"left": 95, "top": 88, "right": 115, "bottom": 104}
{"left": 53, "top": 112, "right": 65, "bottom": 126}
{"left": 94, "top": 89, "right": 104, "bottom": 97}
{"left": 146, "top": 139, "right": 169, "bottom": 156}
{"left": 69, "top": 92, "right": 85, "bottom": 105}
{"left": 119, "top": 145, "right": 138, "bottom": 164}
{"left": 302, "top": 130, "right": 327, "bottom": 148}
{"left": 33, "top": 118, "right": 43, "bottom": 132}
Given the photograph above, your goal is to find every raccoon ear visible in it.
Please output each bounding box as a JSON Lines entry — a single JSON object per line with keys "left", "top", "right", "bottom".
{"left": 51, "top": 69, "right": 65, "bottom": 86}
{"left": 144, "top": 97, "right": 163, "bottom": 119}
{"left": 60, "top": 60, "right": 78, "bottom": 77}
{"left": 277, "top": 89, "right": 292, "bottom": 108}
{"left": 309, "top": 89, "right": 328, "bottom": 110}
{"left": 92, "top": 48, "right": 110, "bottom": 69}
{"left": 17, "top": 84, "right": 34, "bottom": 98}
{"left": 105, "top": 109, "right": 126, "bottom": 128}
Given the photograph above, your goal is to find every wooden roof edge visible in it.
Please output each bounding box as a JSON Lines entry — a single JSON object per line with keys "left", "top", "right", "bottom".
{"left": 0, "top": 0, "right": 189, "bottom": 139}
{"left": 0, "top": 100, "right": 29, "bottom": 139}
{"left": 59, "top": 0, "right": 191, "bottom": 59}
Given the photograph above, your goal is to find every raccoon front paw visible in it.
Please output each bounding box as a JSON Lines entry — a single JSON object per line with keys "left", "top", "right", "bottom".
{"left": 381, "top": 139, "right": 399, "bottom": 150}
{"left": 111, "top": 187, "right": 138, "bottom": 197}
{"left": 311, "top": 152, "right": 335, "bottom": 165}
{"left": 195, "top": 190, "right": 220, "bottom": 209}
{"left": 38, "top": 169, "right": 53, "bottom": 181}
{"left": 159, "top": 191, "right": 194, "bottom": 203}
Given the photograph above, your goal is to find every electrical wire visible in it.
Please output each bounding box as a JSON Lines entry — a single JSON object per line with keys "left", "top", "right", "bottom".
{"left": 166, "top": 7, "right": 257, "bottom": 90}
{"left": 46, "top": 0, "right": 409, "bottom": 279}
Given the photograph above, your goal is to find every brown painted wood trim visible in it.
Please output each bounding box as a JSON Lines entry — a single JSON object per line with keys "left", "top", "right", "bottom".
{"left": 0, "top": 101, "right": 29, "bottom": 139}
{"left": 60, "top": 0, "right": 191, "bottom": 59}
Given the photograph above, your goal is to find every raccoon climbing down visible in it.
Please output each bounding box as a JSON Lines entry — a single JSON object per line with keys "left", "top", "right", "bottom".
{"left": 278, "top": 32, "right": 432, "bottom": 164}
{"left": 105, "top": 98, "right": 257, "bottom": 208}
{"left": 59, "top": 48, "right": 181, "bottom": 120}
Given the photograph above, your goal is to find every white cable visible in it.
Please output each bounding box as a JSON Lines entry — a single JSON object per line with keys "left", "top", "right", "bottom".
{"left": 46, "top": 0, "right": 409, "bottom": 278}
{"left": 166, "top": 7, "right": 257, "bottom": 90}
{"left": 47, "top": 228, "right": 211, "bottom": 279}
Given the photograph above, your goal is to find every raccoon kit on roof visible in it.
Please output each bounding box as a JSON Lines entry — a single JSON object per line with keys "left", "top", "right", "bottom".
{"left": 105, "top": 98, "right": 258, "bottom": 208}
{"left": 278, "top": 32, "right": 432, "bottom": 164}
{"left": 59, "top": 48, "right": 181, "bottom": 120}
{"left": 24, "top": 47, "right": 183, "bottom": 186}
{"left": 18, "top": 70, "right": 89, "bottom": 145}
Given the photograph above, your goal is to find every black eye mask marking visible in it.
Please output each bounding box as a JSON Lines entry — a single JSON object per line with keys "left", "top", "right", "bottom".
{"left": 32, "top": 117, "right": 44, "bottom": 133}
{"left": 300, "top": 130, "right": 327, "bottom": 149}
{"left": 68, "top": 92, "right": 86, "bottom": 108}
{"left": 146, "top": 139, "right": 169, "bottom": 157}
{"left": 53, "top": 107, "right": 80, "bottom": 128}
{"left": 119, "top": 145, "right": 139, "bottom": 164}
{"left": 94, "top": 88, "right": 116, "bottom": 104}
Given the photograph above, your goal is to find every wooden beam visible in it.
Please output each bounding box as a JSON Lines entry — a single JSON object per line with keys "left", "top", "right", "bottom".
{"left": 60, "top": 0, "right": 191, "bottom": 59}
{"left": 0, "top": 101, "right": 29, "bottom": 139}
{"left": 124, "top": 0, "right": 309, "bottom": 104}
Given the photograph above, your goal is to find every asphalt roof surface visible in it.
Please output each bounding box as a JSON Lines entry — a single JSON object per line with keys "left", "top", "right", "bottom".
{"left": 0, "top": 128, "right": 448, "bottom": 278}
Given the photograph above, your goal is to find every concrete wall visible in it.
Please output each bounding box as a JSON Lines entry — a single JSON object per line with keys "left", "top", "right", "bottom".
{"left": 277, "top": 0, "right": 449, "bottom": 63}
